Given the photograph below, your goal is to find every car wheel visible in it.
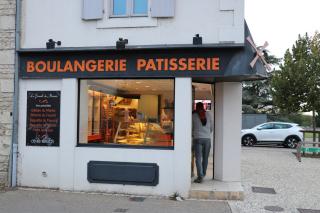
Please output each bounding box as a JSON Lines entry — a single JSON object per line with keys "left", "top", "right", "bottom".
{"left": 285, "top": 136, "right": 299, "bottom": 149}
{"left": 242, "top": 135, "right": 256, "bottom": 146}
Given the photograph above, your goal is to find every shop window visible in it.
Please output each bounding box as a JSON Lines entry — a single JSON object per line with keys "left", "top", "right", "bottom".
{"left": 78, "top": 79, "right": 174, "bottom": 148}
{"left": 111, "top": 0, "right": 148, "bottom": 17}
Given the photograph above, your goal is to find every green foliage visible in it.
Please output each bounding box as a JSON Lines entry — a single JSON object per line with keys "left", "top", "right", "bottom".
{"left": 242, "top": 52, "right": 280, "bottom": 114}
{"left": 242, "top": 104, "right": 257, "bottom": 114}
{"left": 316, "top": 115, "right": 320, "bottom": 127}
{"left": 242, "top": 79, "right": 274, "bottom": 113}
{"left": 271, "top": 32, "right": 320, "bottom": 128}
{"left": 267, "top": 113, "right": 312, "bottom": 127}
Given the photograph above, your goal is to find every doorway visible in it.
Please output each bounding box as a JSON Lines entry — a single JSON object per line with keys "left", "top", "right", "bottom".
{"left": 191, "top": 82, "right": 215, "bottom": 186}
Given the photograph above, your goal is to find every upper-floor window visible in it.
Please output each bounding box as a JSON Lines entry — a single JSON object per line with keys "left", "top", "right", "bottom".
{"left": 112, "top": 0, "right": 148, "bottom": 17}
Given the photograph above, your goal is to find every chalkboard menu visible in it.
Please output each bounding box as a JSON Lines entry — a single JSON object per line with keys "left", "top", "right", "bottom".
{"left": 26, "top": 91, "right": 60, "bottom": 146}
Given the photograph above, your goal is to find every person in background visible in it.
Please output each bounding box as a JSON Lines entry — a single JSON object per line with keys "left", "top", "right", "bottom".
{"left": 192, "top": 102, "right": 213, "bottom": 183}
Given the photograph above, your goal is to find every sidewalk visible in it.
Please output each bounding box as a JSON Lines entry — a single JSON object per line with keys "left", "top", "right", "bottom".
{"left": 0, "top": 189, "right": 231, "bottom": 213}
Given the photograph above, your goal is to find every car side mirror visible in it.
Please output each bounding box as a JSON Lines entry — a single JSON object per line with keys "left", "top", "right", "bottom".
{"left": 257, "top": 127, "right": 262, "bottom": 130}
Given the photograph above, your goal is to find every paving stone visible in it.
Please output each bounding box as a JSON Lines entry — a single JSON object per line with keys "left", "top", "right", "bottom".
{"left": 113, "top": 208, "right": 128, "bottom": 213}
{"left": 264, "top": 206, "right": 284, "bottom": 212}
{"left": 252, "top": 186, "right": 276, "bottom": 194}
{"left": 297, "top": 209, "right": 320, "bottom": 213}
{"left": 129, "top": 197, "right": 146, "bottom": 202}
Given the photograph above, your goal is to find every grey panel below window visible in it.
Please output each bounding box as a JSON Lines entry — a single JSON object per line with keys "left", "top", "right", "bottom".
{"left": 87, "top": 161, "right": 159, "bottom": 186}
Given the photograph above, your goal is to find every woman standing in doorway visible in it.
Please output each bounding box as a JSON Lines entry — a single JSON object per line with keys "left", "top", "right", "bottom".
{"left": 192, "top": 102, "right": 213, "bottom": 183}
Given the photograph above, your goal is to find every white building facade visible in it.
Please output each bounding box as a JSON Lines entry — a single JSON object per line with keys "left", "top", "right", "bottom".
{"left": 14, "top": 0, "right": 266, "bottom": 198}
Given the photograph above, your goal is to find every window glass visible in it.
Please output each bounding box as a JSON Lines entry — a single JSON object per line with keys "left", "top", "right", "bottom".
{"left": 259, "top": 123, "right": 274, "bottom": 130}
{"left": 274, "top": 123, "right": 282, "bottom": 129}
{"left": 274, "top": 123, "right": 292, "bottom": 129}
{"left": 133, "top": 0, "right": 148, "bottom": 15}
{"left": 113, "top": 0, "right": 127, "bottom": 16}
{"left": 79, "top": 79, "right": 174, "bottom": 148}
{"left": 283, "top": 124, "right": 292, "bottom": 129}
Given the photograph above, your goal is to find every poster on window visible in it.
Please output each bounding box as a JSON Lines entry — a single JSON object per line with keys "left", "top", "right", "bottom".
{"left": 26, "top": 91, "right": 60, "bottom": 146}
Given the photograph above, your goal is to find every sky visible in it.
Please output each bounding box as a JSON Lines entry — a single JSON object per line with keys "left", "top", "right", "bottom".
{"left": 245, "top": 0, "right": 320, "bottom": 59}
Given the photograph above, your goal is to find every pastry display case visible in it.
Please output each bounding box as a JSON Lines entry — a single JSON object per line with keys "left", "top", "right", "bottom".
{"left": 115, "top": 121, "right": 173, "bottom": 146}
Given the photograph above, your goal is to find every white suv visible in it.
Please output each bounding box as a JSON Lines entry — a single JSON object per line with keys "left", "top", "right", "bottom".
{"left": 241, "top": 122, "right": 304, "bottom": 148}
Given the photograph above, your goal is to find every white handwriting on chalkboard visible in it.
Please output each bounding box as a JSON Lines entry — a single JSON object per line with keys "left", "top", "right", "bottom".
{"left": 29, "top": 92, "right": 59, "bottom": 99}
{"left": 30, "top": 136, "right": 54, "bottom": 145}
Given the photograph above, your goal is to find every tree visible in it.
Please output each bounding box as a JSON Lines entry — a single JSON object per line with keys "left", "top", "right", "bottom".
{"left": 242, "top": 53, "right": 280, "bottom": 114}
{"left": 271, "top": 32, "right": 320, "bottom": 132}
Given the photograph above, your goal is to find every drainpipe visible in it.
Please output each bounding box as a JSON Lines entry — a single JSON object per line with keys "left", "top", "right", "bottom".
{"left": 9, "top": 0, "right": 22, "bottom": 187}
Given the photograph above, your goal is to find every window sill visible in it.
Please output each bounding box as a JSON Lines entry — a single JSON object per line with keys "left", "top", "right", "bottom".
{"left": 97, "top": 16, "right": 158, "bottom": 29}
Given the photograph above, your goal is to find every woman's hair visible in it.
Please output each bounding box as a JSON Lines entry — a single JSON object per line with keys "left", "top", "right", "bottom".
{"left": 196, "top": 102, "right": 207, "bottom": 126}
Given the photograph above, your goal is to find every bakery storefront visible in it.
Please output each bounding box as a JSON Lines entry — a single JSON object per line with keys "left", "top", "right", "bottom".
{"left": 17, "top": 36, "right": 267, "bottom": 197}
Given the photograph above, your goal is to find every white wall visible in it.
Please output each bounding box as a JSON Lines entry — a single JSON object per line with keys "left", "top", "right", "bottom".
{"left": 18, "top": 78, "right": 192, "bottom": 197}
{"left": 214, "top": 82, "right": 241, "bottom": 181}
{"left": 18, "top": 79, "right": 62, "bottom": 188}
{"left": 21, "top": 0, "right": 244, "bottom": 48}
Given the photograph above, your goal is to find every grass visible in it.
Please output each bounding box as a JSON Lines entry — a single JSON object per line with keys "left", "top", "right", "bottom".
{"left": 304, "top": 132, "right": 319, "bottom": 139}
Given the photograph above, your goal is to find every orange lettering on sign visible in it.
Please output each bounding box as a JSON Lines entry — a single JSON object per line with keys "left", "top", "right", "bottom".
{"left": 212, "top": 58, "right": 219, "bottom": 71}
{"left": 178, "top": 58, "right": 187, "bottom": 71}
{"left": 57, "top": 61, "right": 65, "bottom": 72}
{"left": 64, "top": 60, "right": 74, "bottom": 72}
{"left": 27, "top": 61, "right": 35, "bottom": 72}
{"left": 47, "top": 61, "right": 56, "bottom": 72}
{"left": 188, "top": 58, "right": 195, "bottom": 71}
{"left": 25, "top": 57, "right": 220, "bottom": 74}
{"left": 137, "top": 59, "right": 146, "bottom": 71}
{"left": 196, "top": 58, "right": 206, "bottom": 70}
{"left": 119, "top": 59, "right": 126, "bottom": 71}
{"left": 74, "top": 60, "right": 85, "bottom": 72}
{"left": 156, "top": 59, "right": 164, "bottom": 70}
{"left": 86, "top": 60, "right": 96, "bottom": 72}
{"left": 169, "top": 58, "right": 178, "bottom": 71}
{"left": 164, "top": 59, "right": 168, "bottom": 71}
{"left": 114, "top": 60, "right": 119, "bottom": 71}
{"left": 146, "top": 59, "right": 156, "bottom": 71}
{"left": 97, "top": 60, "right": 104, "bottom": 72}
{"left": 35, "top": 61, "right": 46, "bottom": 73}
{"left": 206, "top": 58, "right": 211, "bottom": 70}
{"left": 105, "top": 60, "right": 114, "bottom": 71}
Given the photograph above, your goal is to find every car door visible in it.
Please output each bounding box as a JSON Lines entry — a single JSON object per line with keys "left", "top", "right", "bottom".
{"left": 272, "top": 123, "right": 293, "bottom": 141}
{"left": 255, "top": 123, "right": 275, "bottom": 141}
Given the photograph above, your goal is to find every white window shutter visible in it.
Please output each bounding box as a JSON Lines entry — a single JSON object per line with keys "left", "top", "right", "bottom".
{"left": 82, "top": 0, "right": 104, "bottom": 20}
{"left": 151, "top": 0, "right": 175, "bottom": 18}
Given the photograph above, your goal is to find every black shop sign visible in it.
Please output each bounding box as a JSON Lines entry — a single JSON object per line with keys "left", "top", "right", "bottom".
{"left": 26, "top": 91, "right": 60, "bottom": 146}
{"left": 18, "top": 47, "right": 257, "bottom": 79}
